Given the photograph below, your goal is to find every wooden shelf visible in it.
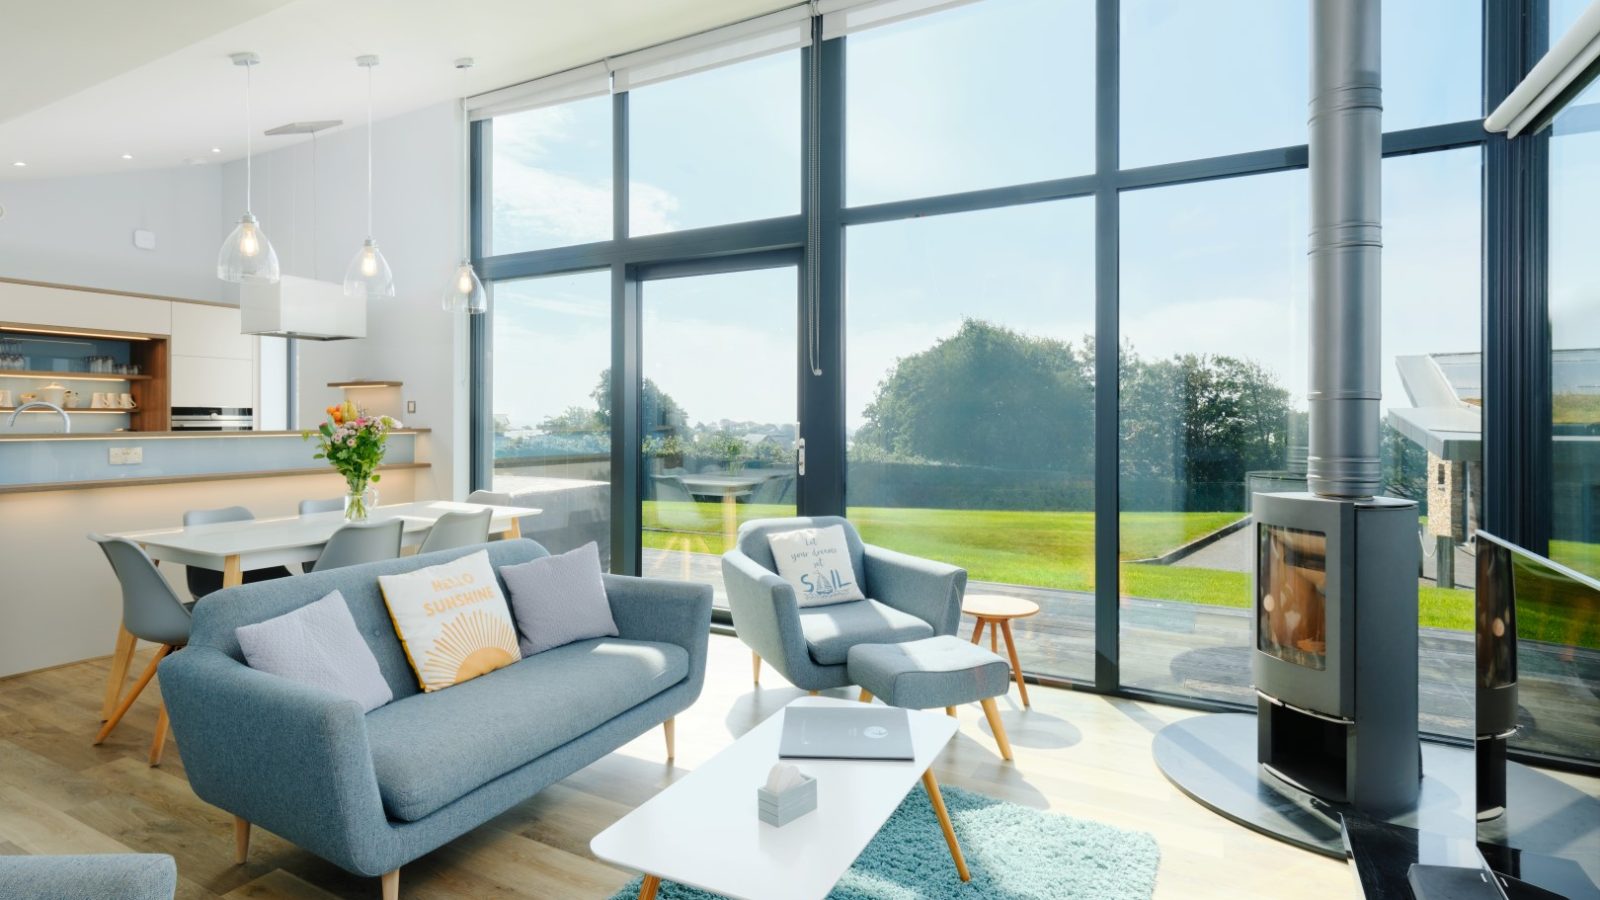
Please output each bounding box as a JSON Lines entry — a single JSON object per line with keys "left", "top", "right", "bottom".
{"left": 0, "top": 370, "right": 151, "bottom": 382}
{"left": 2, "top": 407, "right": 132, "bottom": 414}
{"left": 328, "top": 380, "right": 403, "bottom": 389}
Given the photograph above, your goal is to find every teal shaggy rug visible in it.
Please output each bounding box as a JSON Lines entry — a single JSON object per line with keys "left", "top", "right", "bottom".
{"left": 608, "top": 783, "right": 1160, "bottom": 899}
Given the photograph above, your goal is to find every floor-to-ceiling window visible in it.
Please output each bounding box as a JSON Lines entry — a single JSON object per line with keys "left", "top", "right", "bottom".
{"left": 470, "top": 0, "right": 1539, "bottom": 730}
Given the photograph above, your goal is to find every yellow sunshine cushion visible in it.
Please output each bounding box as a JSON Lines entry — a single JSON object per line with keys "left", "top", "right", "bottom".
{"left": 378, "top": 549, "right": 522, "bottom": 692}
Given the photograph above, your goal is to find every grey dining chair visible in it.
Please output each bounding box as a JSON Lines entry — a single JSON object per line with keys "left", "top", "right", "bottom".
{"left": 748, "top": 473, "right": 796, "bottom": 506}
{"left": 311, "top": 519, "right": 404, "bottom": 572}
{"left": 89, "top": 534, "right": 191, "bottom": 767}
{"left": 182, "top": 506, "right": 293, "bottom": 600}
{"left": 417, "top": 508, "right": 493, "bottom": 555}
{"left": 299, "top": 497, "right": 344, "bottom": 515}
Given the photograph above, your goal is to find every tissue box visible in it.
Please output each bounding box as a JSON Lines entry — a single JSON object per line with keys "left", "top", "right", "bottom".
{"left": 757, "top": 773, "right": 818, "bottom": 826}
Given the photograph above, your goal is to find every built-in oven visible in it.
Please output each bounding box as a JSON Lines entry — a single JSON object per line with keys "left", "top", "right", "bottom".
{"left": 170, "top": 407, "right": 254, "bottom": 431}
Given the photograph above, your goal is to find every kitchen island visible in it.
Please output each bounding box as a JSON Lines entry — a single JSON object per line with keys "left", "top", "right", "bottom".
{"left": 0, "top": 429, "right": 432, "bottom": 677}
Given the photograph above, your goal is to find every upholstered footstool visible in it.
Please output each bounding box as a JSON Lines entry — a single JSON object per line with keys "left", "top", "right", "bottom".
{"left": 846, "top": 636, "right": 1014, "bottom": 761}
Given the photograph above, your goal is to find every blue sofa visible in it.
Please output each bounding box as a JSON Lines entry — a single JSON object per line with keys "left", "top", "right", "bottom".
{"left": 0, "top": 854, "right": 176, "bottom": 899}
{"left": 159, "top": 539, "right": 711, "bottom": 897}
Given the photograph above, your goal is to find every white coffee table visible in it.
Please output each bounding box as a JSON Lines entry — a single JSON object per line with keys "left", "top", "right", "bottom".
{"left": 591, "top": 696, "right": 967, "bottom": 900}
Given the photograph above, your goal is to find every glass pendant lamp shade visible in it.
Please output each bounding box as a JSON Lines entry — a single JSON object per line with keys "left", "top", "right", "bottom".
{"left": 343, "top": 238, "right": 395, "bottom": 298}
{"left": 442, "top": 259, "right": 486, "bottom": 313}
{"left": 217, "top": 212, "right": 280, "bottom": 283}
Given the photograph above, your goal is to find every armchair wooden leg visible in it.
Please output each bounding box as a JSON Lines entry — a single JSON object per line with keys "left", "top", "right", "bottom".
{"left": 980, "top": 697, "right": 1013, "bottom": 762}
{"left": 752, "top": 652, "right": 761, "bottom": 685}
{"left": 233, "top": 817, "right": 250, "bottom": 865}
{"left": 808, "top": 690, "right": 820, "bottom": 696}
{"left": 663, "top": 717, "right": 675, "bottom": 761}
{"left": 381, "top": 869, "right": 399, "bottom": 900}
{"left": 921, "top": 770, "right": 970, "bottom": 882}
{"left": 946, "top": 707, "right": 957, "bottom": 718}
{"left": 147, "top": 702, "right": 170, "bottom": 767}
{"left": 859, "top": 688, "right": 873, "bottom": 703}
{"left": 95, "top": 644, "right": 171, "bottom": 745}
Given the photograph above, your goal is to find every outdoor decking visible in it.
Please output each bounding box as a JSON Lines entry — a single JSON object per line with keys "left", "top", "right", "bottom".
{"left": 643, "top": 547, "right": 1600, "bottom": 754}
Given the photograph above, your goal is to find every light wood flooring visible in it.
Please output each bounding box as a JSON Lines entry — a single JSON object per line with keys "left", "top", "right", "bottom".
{"left": 0, "top": 633, "right": 1376, "bottom": 899}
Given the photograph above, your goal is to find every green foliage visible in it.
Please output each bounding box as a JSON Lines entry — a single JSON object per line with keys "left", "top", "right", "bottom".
{"left": 304, "top": 413, "right": 397, "bottom": 492}
{"left": 591, "top": 367, "right": 687, "bottom": 433}
{"left": 538, "top": 405, "right": 603, "bottom": 434}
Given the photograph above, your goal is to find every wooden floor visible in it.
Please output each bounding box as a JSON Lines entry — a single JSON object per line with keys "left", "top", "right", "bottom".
{"left": 0, "top": 634, "right": 1376, "bottom": 899}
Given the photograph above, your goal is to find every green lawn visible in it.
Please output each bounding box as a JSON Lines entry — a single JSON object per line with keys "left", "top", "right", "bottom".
{"left": 642, "top": 501, "right": 1478, "bottom": 631}
{"left": 1552, "top": 539, "right": 1600, "bottom": 581}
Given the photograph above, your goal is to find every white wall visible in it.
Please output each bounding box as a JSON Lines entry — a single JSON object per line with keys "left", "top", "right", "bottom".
{"left": 223, "top": 101, "right": 468, "bottom": 500}
{"left": 0, "top": 165, "right": 226, "bottom": 302}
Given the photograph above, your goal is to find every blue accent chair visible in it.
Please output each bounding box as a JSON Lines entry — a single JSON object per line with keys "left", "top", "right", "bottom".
{"left": 159, "top": 539, "right": 711, "bottom": 897}
{"left": 722, "top": 516, "right": 967, "bottom": 692}
{"left": 0, "top": 854, "right": 176, "bottom": 899}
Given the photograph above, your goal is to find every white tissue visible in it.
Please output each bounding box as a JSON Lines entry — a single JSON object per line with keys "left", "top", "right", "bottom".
{"left": 764, "top": 762, "right": 807, "bottom": 794}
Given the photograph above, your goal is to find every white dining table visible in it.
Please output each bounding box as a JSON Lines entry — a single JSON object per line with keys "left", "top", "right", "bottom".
{"left": 98, "top": 500, "right": 540, "bottom": 720}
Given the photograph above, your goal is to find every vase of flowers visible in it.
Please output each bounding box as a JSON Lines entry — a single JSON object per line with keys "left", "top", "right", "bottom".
{"left": 305, "top": 401, "right": 401, "bottom": 521}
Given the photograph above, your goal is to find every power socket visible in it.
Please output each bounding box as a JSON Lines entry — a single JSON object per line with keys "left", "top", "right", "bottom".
{"left": 108, "top": 447, "right": 143, "bottom": 465}
{"left": 406, "top": 401, "right": 416, "bottom": 414}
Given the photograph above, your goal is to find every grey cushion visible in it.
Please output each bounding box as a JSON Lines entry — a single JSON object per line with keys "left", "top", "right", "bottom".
{"left": 797, "top": 598, "right": 934, "bottom": 666}
{"left": 501, "top": 542, "right": 619, "bottom": 656}
{"left": 847, "top": 636, "right": 1012, "bottom": 710}
{"left": 0, "top": 854, "right": 177, "bottom": 900}
{"left": 235, "top": 590, "right": 393, "bottom": 713}
{"left": 364, "top": 636, "right": 688, "bottom": 822}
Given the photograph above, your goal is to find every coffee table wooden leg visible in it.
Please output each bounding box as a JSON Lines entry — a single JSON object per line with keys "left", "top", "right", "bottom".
{"left": 921, "top": 769, "right": 970, "bottom": 882}
{"left": 638, "top": 874, "right": 661, "bottom": 900}
{"left": 969, "top": 618, "right": 986, "bottom": 645}
{"left": 101, "top": 623, "right": 138, "bottom": 721}
{"left": 999, "top": 620, "right": 1030, "bottom": 708}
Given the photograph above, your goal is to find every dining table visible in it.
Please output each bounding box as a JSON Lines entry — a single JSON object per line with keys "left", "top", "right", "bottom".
{"left": 98, "top": 499, "right": 541, "bottom": 721}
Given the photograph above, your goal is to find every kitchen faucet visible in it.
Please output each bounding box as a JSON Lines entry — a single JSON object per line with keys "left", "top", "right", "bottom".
{"left": 6, "top": 400, "right": 71, "bottom": 433}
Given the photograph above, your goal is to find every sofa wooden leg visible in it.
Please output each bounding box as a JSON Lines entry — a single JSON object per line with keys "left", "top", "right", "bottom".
{"left": 381, "top": 868, "right": 399, "bottom": 900}
{"left": 752, "top": 652, "right": 761, "bottom": 685}
{"left": 858, "top": 688, "right": 873, "bottom": 703}
{"left": 233, "top": 816, "right": 250, "bottom": 865}
{"left": 663, "top": 717, "right": 675, "bottom": 761}
{"left": 981, "top": 697, "right": 1013, "bottom": 762}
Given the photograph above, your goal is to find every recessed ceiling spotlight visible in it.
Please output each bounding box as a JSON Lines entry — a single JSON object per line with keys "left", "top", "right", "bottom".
{"left": 211, "top": 147, "right": 221, "bottom": 153}
{"left": 120, "top": 153, "right": 133, "bottom": 160}
{"left": 10, "top": 161, "right": 24, "bottom": 167}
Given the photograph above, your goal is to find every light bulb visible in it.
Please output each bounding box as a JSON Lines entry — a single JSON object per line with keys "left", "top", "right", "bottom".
{"left": 361, "top": 246, "right": 378, "bottom": 277}
{"left": 457, "top": 270, "right": 474, "bottom": 294}
{"left": 238, "top": 222, "right": 259, "bottom": 257}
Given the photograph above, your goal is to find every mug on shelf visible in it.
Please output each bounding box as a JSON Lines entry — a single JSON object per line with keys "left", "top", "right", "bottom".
{"left": 91, "top": 392, "right": 111, "bottom": 409}
{"left": 119, "top": 393, "right": 137, "bottom": 410}
{"left": 63, "top": 390, "right": 81, "bottom": 409}
{"left": 0, "top": 390, "right": 12, "bottom": 407}
{"left": 18, "top": 392, "right": 37, "bottom": 404}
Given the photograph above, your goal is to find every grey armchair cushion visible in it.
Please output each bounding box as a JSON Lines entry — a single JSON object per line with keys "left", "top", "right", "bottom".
{"left": 236, "top": 590, "right": 393, "bottom": 713}
{"left": 847, "top": 636, "right": 1011, "bottom": 710}
{"left": 0, "top": 854, "right": 176, "bottom": 900}
{"left": 500, "top": 541, "right": 618, "bottom": 656}
{"left": 797, "top": 599, "right": 934, "bottom": 665}
{"left": 364, "top": 636, "right": 687, "bottom": 822}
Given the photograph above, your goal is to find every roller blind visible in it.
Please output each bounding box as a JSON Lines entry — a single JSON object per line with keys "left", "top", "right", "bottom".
{"left": 818, "top": 0, "right": 977, "bottom": 39}
{"left": 610, "top": 7, "right": 812, "bottom": 92}
{"left": 466, "top": 62, "right": 611, "bottom": 121}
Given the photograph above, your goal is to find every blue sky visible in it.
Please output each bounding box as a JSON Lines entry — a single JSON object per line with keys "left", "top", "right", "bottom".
{"left": 487, "top": 0, "right": 1514, "bottom": 438}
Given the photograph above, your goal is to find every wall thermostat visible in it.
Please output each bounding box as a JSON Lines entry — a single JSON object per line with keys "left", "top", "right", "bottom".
{"left": 133, "top": 229, "right": 156, "bottom": 250}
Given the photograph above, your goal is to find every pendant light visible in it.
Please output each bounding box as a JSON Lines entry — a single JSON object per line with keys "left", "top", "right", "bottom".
{"left": 343, "top": 55, "right": 394, "bottom": 299}
{"left": 442, "top": 260, "right": 486, "bottom": 313}
{"left": 217, "top": 52, "right": 280, "bottom": 284}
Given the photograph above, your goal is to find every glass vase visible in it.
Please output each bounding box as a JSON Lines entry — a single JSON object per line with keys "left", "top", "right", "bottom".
{"left": 344, "top": 483, "right": 378, "bottom": 521}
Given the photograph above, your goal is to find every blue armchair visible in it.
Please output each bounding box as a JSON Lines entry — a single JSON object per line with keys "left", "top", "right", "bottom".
{"left": 722, "top": 516, "right": 966, "bottom": 692}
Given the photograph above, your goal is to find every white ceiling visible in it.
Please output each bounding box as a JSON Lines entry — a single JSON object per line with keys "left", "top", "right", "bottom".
{"left": 0, "top": 0, "right": 791, "bottom": 181}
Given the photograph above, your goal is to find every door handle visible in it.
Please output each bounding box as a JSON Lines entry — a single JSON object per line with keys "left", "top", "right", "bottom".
{"left": 797, "top": 437, "right": 806, "bottom": 476}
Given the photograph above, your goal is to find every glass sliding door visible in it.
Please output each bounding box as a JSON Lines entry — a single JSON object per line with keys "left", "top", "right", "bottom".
{"left": 487, "top": 271, "right": 614, "bottom": 565}
{"left": 639, "top": 265, "right": 800, "bottom": 604}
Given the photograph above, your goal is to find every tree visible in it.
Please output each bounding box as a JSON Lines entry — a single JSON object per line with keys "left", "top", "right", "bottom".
{"left": 538, "top": 405, "right": 602, "bottom": 434}
{"left": 588, "top": 368, "right": 688, "bottom": 435}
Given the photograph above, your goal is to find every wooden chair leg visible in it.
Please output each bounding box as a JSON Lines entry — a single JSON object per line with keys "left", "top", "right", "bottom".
{"left": 639, "top": 875, "right": 662, "bottom": 900}
{"left": 859, "top": 688, "right": 873, "bottom": 704}
{"left": 921, "top": 769, "right": 970, "bottom": 882}
{"left": 752, "top": 652, "right": 761, "bottom": 685}
{"left": 233, "top": 817, "right": 251, "bottom": 865}
{"left": 100, "top": 624, "right": 138, "bottom": 721}
{"left": 663, "top": 717, "right": 675, "bottom": 761}
{"left": 1000, "top": 620, "right": 1030, "bottom": 708}
{"left": 147, "top": 702, "right": 170, "bottom": 767}
{"left": 980, "top": 697, "right": 1013, "bottom": 762}
{"left": 381, "top": 869, "right": 400, "bottom": 900}
{"left": 95, "top": 644, "right": 171, "bottom": 745}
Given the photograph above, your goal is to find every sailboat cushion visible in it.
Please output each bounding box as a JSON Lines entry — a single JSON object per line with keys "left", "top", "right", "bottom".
{"left": 766, "top": 525, "right": 867, "bottom": 607}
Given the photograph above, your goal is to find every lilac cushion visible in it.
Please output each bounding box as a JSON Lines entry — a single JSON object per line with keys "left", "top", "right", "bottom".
{"left": 500, "top": 542, "right": 619, "bottom": 656}
{"left": 235, "top": 590, "right": 393, "bottom": 712}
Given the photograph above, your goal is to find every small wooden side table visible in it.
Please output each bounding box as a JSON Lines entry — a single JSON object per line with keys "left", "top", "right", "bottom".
{"left": 961, "top": 593, "right": 1040, "bottom": 708}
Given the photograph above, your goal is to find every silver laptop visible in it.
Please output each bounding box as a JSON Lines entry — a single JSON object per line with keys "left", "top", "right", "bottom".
{"left": 778, "top": 706, "right": 914, "bottom": 761}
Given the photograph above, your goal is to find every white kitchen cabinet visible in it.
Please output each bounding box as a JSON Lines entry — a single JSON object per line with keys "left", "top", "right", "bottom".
{"left": 171, "top": 302, "right": 255, "bottom": 360}
{"left": 0, "top": 281, "right": 172, "bottom": 335}
{"left": 171, "top": 355, "right": 255, "bottom": 408}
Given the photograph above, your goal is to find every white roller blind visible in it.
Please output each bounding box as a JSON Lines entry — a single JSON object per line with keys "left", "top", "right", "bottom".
{"left": 818, "top": 0, "right": 977, "bottom": 39}
{"left": 466, "top": 62, "right": 611, "bottom": 121}
{"left": 611, "top": 7, "right": 812, "bottom": 92}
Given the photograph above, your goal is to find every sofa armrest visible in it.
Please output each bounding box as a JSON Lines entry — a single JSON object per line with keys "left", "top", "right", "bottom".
{"left": 158, "top": 648, "right": 388, "bottom": 869}
{"left": 0, "top": 855, "right": 176, "bottom": 900}
{"left": 721, "top": 549, "right": 808, "bottom": 666}
{"left": 863, "top": 544, "right": 967, "bottom": 636}
{"left": 602, "top": 573, "right": 713, "bottom": 653}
